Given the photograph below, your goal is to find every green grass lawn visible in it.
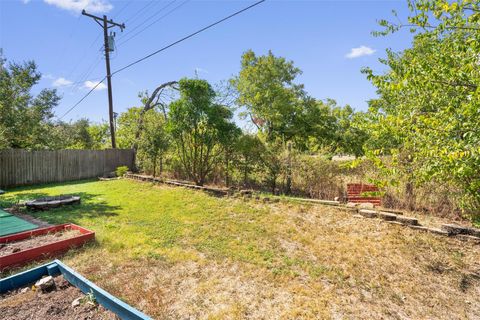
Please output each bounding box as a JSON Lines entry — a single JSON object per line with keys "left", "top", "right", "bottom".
{"left": 2, "top": 179, "right": 479, "bottom": 319}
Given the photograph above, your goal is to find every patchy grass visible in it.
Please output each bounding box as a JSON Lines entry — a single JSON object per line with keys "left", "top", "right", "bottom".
{"left": 2, "top": 179, "right": 480, "bottom": 319}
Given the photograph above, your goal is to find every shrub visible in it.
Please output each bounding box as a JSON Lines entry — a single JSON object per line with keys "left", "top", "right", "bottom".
{"left": 115, "top": 166, "right": 129, "bottom": 177}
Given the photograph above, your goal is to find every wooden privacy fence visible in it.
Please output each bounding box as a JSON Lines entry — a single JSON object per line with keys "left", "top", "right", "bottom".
{"left": 0, "top": 149, "right": 134, "bottom": 188}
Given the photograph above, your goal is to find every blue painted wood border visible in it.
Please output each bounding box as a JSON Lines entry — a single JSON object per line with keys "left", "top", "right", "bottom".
{"left": 0, "top": 260, "right": 151, "bottom": 320}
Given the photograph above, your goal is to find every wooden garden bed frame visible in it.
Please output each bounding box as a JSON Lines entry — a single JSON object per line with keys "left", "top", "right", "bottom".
{"left": 0, "top": 223, "right": 94, "bottom": 270}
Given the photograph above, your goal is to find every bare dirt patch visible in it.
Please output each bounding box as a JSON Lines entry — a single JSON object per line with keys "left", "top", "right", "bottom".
{"left": 0, "top": 230, "right": 81, "bottom": 257}
{"left": 0, "top": 275, "right": 117, "bottom": 320}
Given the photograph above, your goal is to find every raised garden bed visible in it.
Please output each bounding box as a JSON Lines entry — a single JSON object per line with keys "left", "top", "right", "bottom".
{"left": 26, "top": 195, "right": 81, "bottom": 211}
{"left": 0, "top": 274, "right": 117, "bottom": 320}
{"left": 0, "top": 260, "right": 151, "bottom": 319}
{"left": 0, "top": 224, "right": 94, "bottom": 271}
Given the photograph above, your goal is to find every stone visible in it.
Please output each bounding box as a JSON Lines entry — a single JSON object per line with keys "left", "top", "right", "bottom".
{"left": 466, "top": 227, "right": 480, "bottom": 238}
{"left": 20, "top": 287, "right": 30, "bottom": 293}
{"left": 358, "top": 209, "right": 378, "bottom": 218}
{"left": 240, "top": 189, "right": 253, "bottom": 195}
{"left": 346, "top": 202, "right": 357, "bottom": 208}
{"left": 441, "top": 224, "right": 469, "bottom": 235}
{"left": 378, "top": 212, "right": 397, "bottom": 221}
{"left": 55, "top": 276, "right": 70, "bottom": 289}
{"left": 426, "top": 227, "right": 449, "bottom": 236}
{"left": 334, "top": 197, "right": 340, "bottom": 201}
{"left": 12, "top": 247, "right": 21, "bottom": 253}
{"left": 35, "top": 276, "right": 56, "bottom": 292}
{"left": 379, "top": 208, "right": 404, "bottom": 215}
{"left": 358, "top": 203, "right": 375, "bottom": 209}
{"left": 262, "top": 197, "right": 270, "bottom": 202}
{"left": 395, "top": 215, "right": 419, "bottom": 226}
{"left": 72, "top": 297, "right": 82, "bottom": 308}
{"left": 352, "top": 214, "right": 364, "bottom": 219}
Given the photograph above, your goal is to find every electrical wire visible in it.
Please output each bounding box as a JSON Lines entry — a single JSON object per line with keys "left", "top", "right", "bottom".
{"left": 57, "top": 0, "right": 266, "bottom": 120}
{"left": 123, "top": 0, "right": 158, "bottom": 24}
{"left": 117, "top": 0, "right": 190, "bottom": 47}
{"left": 113, "top": 0, "right": 265, "bottom": 75}
{"left": 58, "top": 77, "right": 107, "bottom": 120}
{"left": 117, "top": 0, "right": 179, "bottom": 44}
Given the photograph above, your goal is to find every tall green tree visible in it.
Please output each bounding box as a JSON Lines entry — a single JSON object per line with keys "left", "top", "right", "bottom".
{"left": 363, "top": 0, "right": 480, "bottom": 215}
{"left": 0, "top": 54, "right": 60, "bottom": 149}
{"left": 139, "top": 110, "right": 169, "bottom": 177}
{"left": 116, "top": 107, "right": 143, "bottom": 149}
{"left": 231, "top": 50, "right": 307, "bottom": 141}
{"left": 234, "top": 134, "right": 265, "bottom": 187}
{"left": 168, "top": 78, "right": 240, "bottom": 185}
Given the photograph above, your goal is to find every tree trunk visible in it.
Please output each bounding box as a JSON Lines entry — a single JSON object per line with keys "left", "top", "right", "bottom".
{"left": 159, "top": 156, "right": 163, "bottom": 175}
{"left": 132, "top": 81, "right": 178, "bottom": 153}
{"left": 271, "top": 173, "right": 277, "bottom": 195}
{"left": 152, "top": 155, "right": 157, "bottom": 177}
{"left": 243, "top": 155, "right": 248, "bottom": 187}
{"left": 225, "top": 151, "right": 230, "bottom": 187}
{"left": 285, "top": 142, "right": 292, "bottom": 195}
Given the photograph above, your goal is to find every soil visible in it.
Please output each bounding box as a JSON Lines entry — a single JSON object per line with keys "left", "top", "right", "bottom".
{"left": 0, "top": 275, "right": 118, "bottom": 320}
{"left": 0, "top": 230, "right": 81, "bottom": 257}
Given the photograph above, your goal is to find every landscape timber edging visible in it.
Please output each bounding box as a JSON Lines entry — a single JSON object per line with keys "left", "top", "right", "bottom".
{"left": 125, "top": 173, "right": 480, "bottom": 242}
{"left": 0, "top": 259, "right": 152, "bottom": 320}
{"left": 125, "top": 173, "right": 229, "bottom": 196}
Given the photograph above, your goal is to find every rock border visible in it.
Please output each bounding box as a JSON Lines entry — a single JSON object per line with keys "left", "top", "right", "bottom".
{"left": 25, "top": 196, "right": 81, "bottom": 211}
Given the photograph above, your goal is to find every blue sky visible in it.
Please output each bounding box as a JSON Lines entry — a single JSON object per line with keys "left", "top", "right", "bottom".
{"left": 0, "top": 0, "right": 414, "bottom": 125}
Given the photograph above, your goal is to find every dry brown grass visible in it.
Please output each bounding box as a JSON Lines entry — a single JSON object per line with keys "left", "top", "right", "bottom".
{"left": 4, "top": 180, "right": 479, "bottom": 319}
{"left": 72, "top": 200, "right": 480, "bottom": 318}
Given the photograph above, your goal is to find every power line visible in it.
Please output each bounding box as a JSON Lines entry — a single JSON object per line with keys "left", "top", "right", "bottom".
{"left": 117, "top": 0, "right": 179, "bottom": 45}
{"left": 57, "top": 0, "right": 266, "bottom": 120}
{"left": 113, "top": 0, "right": 265, "bottom": 75}
{"left": 118, "top": 0, "right": 190, "bottom": 47}
{"left": 58, "top": 77, "right": 107, "bottom": 120}
{"left": 119, "top": 0, "right": 177, "bottom": 37}
{"left": 123, "top": 0, "right": 157, "bottom": 24}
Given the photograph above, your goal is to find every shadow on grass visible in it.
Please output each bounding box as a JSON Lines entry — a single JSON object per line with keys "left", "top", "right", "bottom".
{"left": 0, "top": 191, "right": 120, "bottom": 225}
{"left": 1, "top": 179, "right": 98, "bottom": 194}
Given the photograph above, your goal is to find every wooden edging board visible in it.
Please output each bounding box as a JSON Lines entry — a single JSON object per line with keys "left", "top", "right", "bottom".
{"left": 0, "top": 223, "right": 95, "bottom": 270}
{"left": 0, "top": 259, "right": 151, "bottom": 320}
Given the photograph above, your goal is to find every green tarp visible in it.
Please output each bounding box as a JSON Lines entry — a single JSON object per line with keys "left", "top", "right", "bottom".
{"left": 0, "top": 209, "right": 38, "bottom": 236}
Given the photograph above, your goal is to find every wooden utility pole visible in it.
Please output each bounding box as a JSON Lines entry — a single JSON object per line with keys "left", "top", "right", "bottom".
{"left": 82, "top": 10, "right": 125, "bottom": 148}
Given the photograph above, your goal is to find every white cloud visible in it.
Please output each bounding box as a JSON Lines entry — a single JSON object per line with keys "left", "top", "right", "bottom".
{"left": 43, "top": 0, "right": 113, "bottom": 14}
{"left": 83, "top": 80, "right": 107, "bottom": 91}
{"left": 345, "top": 46, "right": 376, "bottom": 59}
{"left": 52, "top": 77, "right": 73, "bottom": 87}
{"left": 21, "top": 0, "right": 31, "bottom": 4}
